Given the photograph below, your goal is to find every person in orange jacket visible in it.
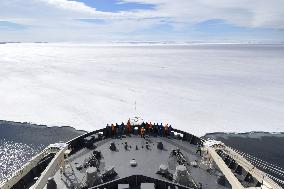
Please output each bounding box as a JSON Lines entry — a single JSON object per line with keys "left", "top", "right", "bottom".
{"left": 111, "top": 123, "right": 116, "bottom": 137}
{"left": 164, "top": 124, "right": 169, "bottom": 136}
{"left": 126, "top": 119, "right": 132, "bottom": 134}
{"left": 140, "top": 127, "right": 145, "bottom": 138}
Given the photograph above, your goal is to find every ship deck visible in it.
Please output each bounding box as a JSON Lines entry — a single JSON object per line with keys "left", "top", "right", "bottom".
{"left": 45, "top": 134, "right": 231, "bottom": 189}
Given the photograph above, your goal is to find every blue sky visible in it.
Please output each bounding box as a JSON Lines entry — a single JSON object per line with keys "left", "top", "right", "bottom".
{"left": 0, "top": 0, "right": 283, "bottom": 43}
{"left": 77, "top": 0, "right": 155, "bottom": 12}
{"left": 0, "top": 21, "right": 27, "bottom": 31}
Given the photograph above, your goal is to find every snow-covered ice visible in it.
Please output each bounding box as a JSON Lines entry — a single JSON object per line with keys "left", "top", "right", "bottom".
{"left": 0, "top": 43, "right": 283, "bottom": 136}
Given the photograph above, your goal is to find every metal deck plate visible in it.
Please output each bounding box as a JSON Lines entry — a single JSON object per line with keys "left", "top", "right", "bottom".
{"left": 45, "top": 135, "right": 231, "bottom": 189}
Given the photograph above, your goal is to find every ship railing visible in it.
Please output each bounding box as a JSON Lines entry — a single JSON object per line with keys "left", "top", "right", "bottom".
{"left": 207, "top": 144, "right": 282, "bottom": 189}
{"left": 207, "top": 147, "right": 245, "bottom": 189}
{"left": 172, "top": 128, "right": 204, "bottom": 145}
{"left": 229, "top": 147, "right": 284, "bottom": 185}
{"left": 66, "top": 128, "right": 105, "bottom": 154}
{"left": 31, "top": 145, "right": 68, "bottom": 189}
{"left": 223, "top": 146, "right": 283, "bottom": 189}
{"left": 0, "top": 144, "right": 64, "bottom": 189}
{"left": 66, "top": 126, "right": 203, "bottom": 154}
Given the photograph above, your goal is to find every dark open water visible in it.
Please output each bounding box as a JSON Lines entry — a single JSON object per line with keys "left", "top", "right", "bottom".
{"left": 0, "top": 120, "right": 85, "bottom": 182}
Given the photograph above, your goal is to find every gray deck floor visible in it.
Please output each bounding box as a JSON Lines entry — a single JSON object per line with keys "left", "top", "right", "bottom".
{"left": 45, "top": 135, "right": 231, "bottom": 189}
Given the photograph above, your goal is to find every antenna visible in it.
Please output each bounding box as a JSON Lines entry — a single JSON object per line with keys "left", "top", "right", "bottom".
{"left": 134, "top": 101, "right": 137, "bottom": 112}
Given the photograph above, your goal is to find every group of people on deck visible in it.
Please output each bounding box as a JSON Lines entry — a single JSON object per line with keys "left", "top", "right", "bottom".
{"left": 106, "top": 119, "right": 173, "bottom": 138}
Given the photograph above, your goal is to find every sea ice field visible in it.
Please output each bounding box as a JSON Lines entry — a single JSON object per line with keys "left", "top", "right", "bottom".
{"left": 0, "top": 43, "right": 283, "bottom": 136}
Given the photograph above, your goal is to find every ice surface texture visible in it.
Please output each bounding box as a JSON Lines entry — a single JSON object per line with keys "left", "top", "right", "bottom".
{"left": 0, "top": 43, "right": 283, "bottom": 136}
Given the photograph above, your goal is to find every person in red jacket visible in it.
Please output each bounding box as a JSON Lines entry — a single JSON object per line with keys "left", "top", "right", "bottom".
{"left": 149, "top": 122, "right": 153, "bottom": 135}
{"left": 145, "top": 122, "right": 149, "bottom": 133}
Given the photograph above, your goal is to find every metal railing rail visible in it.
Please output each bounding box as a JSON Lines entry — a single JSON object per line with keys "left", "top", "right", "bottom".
{"left": 223, "top": 146, "right": 282, "bottom": 189}
{"left": 207, "top": 147, "right": 245, "bottom": 189}
{"left": 31, "top": 146, "right": 67, "bottom": 189}
{"left": 0, "top": 146, "right": 58, "bottom": 189}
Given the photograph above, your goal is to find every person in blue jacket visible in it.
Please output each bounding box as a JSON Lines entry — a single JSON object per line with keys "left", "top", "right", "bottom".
{"left": 158, "top": 123, "right": 163, "bottom": 136}
{"left": 169, "top": 124, "right": 173, "bottom": 137}
{"left": 119, "top": 122, "right": 125, "bottom": 138}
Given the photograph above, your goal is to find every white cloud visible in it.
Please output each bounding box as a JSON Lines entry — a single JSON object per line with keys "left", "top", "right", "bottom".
{"left": 120, "top": 0, "right": 284, "bottom": 28}
{"left": 0, "top": 0, "right": 283, "bottom": 42}
{"left": 42, "top": 0, "right": 95, "bottom": 13}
